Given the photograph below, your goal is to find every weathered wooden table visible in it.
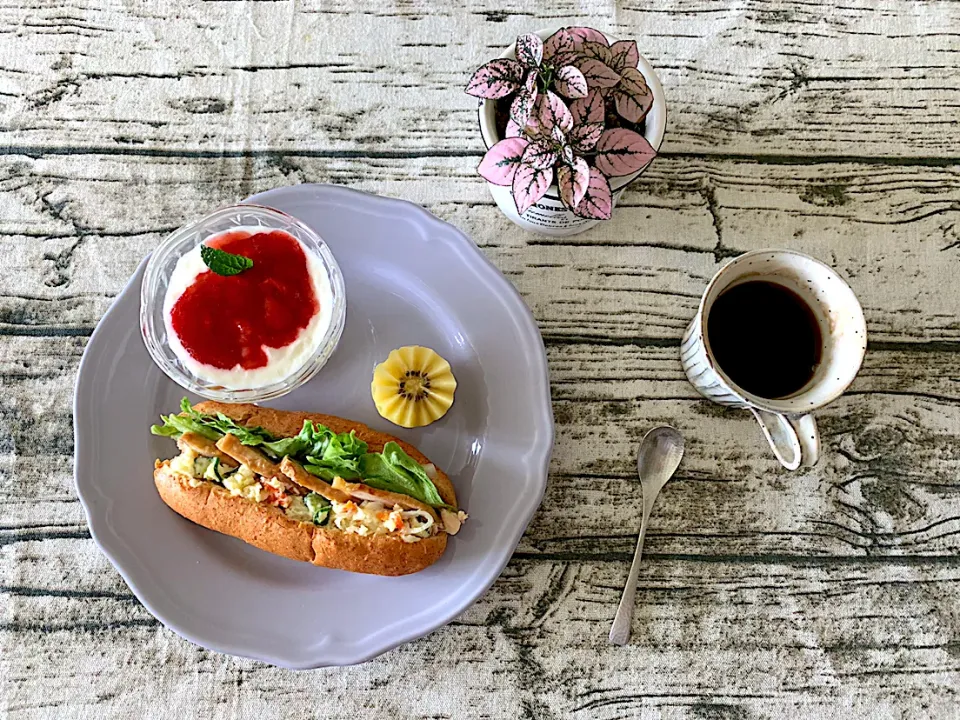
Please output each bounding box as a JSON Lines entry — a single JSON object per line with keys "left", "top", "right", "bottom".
{"left": 3, "top": 1, "right": 959, "bottom": 717}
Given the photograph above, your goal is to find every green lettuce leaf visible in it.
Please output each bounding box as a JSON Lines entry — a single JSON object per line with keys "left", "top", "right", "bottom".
{"left": 301, "top": 427, "right": 367, "bottom": 480}
{"left": 329, "top": 430, "right": 368, "bottom": 458}
{"left": 150, "top": 412, "right": 220, "bottom": 441}
{"left": 260, "top": 420, "right": 324, "bottom": 458}
{"left": 358, "top": 442, "right": 445, "bottom": 507}
{"left": 149, "top": 421, "right": 181, "bottom": 439}
{"left": 206, "top": 414, "right": 276, "bottom": 447}
{"left": 151, "top": 397, "right": 277, "bottom": 446}
{"left": 260, "top": 421, "right": 368, "bottom": 461}
{"left": 303, "top": 452, "right": 362, "bottom": 481}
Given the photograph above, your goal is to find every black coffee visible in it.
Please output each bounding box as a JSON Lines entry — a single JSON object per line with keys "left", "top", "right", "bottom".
{"left": 706, "top": 280, "right": 822, "bottom": 399}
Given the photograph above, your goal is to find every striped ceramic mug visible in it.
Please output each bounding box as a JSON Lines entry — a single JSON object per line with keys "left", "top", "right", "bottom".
{"left": 681, "top": 250, "right": 867, "bottom": 470}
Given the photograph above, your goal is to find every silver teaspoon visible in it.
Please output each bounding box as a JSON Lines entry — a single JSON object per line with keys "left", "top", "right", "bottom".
{"left": 608, "top": 426, "right": 685, "bottom": 646}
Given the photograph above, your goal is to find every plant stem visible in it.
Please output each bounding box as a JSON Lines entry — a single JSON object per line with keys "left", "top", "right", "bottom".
{"left": 538, "top": 66, "right": 554, "bottom": 94}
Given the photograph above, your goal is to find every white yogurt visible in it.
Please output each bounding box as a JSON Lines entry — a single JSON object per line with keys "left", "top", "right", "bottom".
{"left": 162, "top": 226, "right": 334, "bottom": 389}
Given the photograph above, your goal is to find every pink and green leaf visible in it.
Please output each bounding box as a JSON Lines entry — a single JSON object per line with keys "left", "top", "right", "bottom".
{"left": 521, "top": 139, "right": 559, "bottom": 170}
{"left": 613, "top": 87, "right": 653, "bottom": 123}
{"left": 515, "top": 33, "right": 544, "bottom": 68}
{"left": 557, "top": 157, "right": 590, "bottom": 210}
{"left": 512, "top": 161, "right": 553, "bottom": 215}
{"left": 567, "top": 26, "right": 609, "bottom": 48}
{"left": 609, "top": 40, "right": 640, "bottom": 71}
{"left": 551, "top": 50, "right": 581, "bottom": 68}
{"left": 560, "top": 142, "right": 575, "bottom": 165}
{"left": 570, "top": 89, "right": 605, "bottom": 125}
{"left": 529, "top": 98, "right": 551, "bottom": 134}
{"left": 505, "top": 118, "right": 524, "bottom": 138}
{"left": 593, "top": 128, "right": 657, "bottom": 177}
{"left": 538, "top": 90, "right": 574, "bottom": 133}
{"left": 510, "top": 87, "right": 538, "bottom": 126}
{"left": 524, "top": 111, "right": 542, "bottom": 137}
{"left": 477, "top": 137, "right": 531, "bottom": 186}
{"left": 577, "top": 58, "right": 621, "bottom": 89}
{"left": 527, "top": 95, "right": 547, "bottom": 135}
{"left": 617, "top": 66, "right": 649, "bottom": 96}
{"left": 554, "top": 65, "right": 588, "bottom": 99}
{"left": 571, "top": 167, "right": 613, "bottom": 220}
{"left": 568, "top": 121, "right": 603, "bottom": 151}
{"left": 465, "top": 58, "right": 525, "bottom": 98}
{"left": 580, "top": 40, "right": 614, "bottom": 66}
{"left": 543, "top": 28, "right": 575, "bottom": 59}
{"left": 523, "top": 69, "right": 537, "bottom": 94}
{"left": 613, "top": 67, "right": 654, "bottom": 123}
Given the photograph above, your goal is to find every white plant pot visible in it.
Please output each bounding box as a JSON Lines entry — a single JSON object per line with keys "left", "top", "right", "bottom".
{"left": 477, "top": 27, "right": 667, "bottom": 237}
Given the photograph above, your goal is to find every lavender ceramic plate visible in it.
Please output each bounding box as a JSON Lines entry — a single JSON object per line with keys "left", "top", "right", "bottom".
{"left": 74, "top": 185, "right": 553, "bottom": 669}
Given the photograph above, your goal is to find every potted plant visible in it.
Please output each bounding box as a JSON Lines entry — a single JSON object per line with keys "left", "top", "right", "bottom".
{"left": 466, "top": 27, "right": 666, "bottom": 236}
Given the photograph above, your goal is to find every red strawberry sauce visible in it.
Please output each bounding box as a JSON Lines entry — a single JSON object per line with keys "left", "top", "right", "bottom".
{"left": 170, "top": 230, "right": 319, "bottom": 370}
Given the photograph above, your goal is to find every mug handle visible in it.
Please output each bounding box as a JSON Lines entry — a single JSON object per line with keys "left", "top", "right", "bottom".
{"left": 748, "top": 409, "right": 820, "bottom": 470}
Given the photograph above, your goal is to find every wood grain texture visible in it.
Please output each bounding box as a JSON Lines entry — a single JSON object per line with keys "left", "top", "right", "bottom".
{"left": 2, "top": 0, "right": 959, "bottom": 717}
{"left": 5, "top": 547, "right": 960, "bottom": 718}
{"left": 0, "top": 154, "right": 958, "bottom": 342}
{"left": 1, "top": 0, "right": 959, "bottom": 157}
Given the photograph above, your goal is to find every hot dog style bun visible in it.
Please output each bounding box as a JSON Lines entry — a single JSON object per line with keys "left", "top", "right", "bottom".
{"left": 153, "top": 402, "right": 459, "bottom": 576}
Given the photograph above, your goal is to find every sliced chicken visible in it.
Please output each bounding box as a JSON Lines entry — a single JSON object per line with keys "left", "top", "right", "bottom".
{"left": 331, "top": 477, "right": 438, "bottom": 522}
{"left": 440, "top": 509, "right": 467, "bottom": 536}
{"left": 216, "top": 433, "right": 281, "bottom": 479}
{"left": 279, "top": 456, "right": 351, "bottom": 504}
{"left": 178, "top": 432, "right": 237, "bottom": 467}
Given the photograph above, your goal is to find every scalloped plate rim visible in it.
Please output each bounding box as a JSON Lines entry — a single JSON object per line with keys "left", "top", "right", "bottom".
{"left": 73, "top": 184, "right": 554, "bottom": 669}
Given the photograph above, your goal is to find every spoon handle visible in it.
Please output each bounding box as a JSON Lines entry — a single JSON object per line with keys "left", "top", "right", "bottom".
{"left": 608, "top": 506, "right": 652, "bottom": 646}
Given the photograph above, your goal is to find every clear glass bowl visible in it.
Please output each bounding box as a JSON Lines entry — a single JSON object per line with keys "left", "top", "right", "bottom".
{"left": 140, "top": 204, "right": 346, "bottom": 402}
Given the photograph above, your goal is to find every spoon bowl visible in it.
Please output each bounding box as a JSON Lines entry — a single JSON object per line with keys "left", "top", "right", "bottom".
{"left": 637, "top": 426, "right": 685, "bottom": 498}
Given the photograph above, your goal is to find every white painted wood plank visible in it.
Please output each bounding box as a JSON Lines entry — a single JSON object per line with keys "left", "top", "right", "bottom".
{"left": 0, "top": 154, "right": 957, "bottom": 342}
{"left": 0, "top": 1, "right": 958, "bottom": 157}
{"left": 4, "top": 549, "right": 960, "bottom": 718}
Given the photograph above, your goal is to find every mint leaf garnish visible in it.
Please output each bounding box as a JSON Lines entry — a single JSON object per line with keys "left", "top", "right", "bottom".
{"left": 200, "top": 245, "right": 254, "bottom": 276}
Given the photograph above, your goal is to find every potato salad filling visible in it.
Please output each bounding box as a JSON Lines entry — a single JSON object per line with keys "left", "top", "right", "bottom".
{"left": 166, "top": 448, "right": 437, "bottom": 542}
{"left": 330, "top": 500, "right": 435, "bottom": 543}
